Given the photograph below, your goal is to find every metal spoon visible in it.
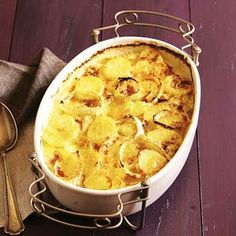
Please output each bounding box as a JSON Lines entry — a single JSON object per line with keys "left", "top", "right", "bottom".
{"left": 0, "top": 102, "right": 25, "bottom": 235}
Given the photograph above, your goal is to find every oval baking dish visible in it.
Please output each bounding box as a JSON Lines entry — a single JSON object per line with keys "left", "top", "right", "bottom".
{"left": 34, "top": 11, "right": 201, "bottom": 217}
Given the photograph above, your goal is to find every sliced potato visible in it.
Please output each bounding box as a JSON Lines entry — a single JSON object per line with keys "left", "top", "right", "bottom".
{"left": 147, "top": 126, "right": 182, "bottom": 159}
{"left": 119, "top": 137, "right": 158, "bottom": 164}
{"left": 60, "top": 97, "right": 101, "bottom": 117}
{"left": 52, "top": 150, "right": 80, "bottom": 179}
{"left": 169, "top": 94, "right": 194, "bottom": 119}
{"left": 138, "top": 48, "right": 161, "bottom": 61}
{"left": 43, "top": 110, "right": 79, "bottom": 147}
{"left": 138, "top": 149, "right": 167, "bottom": 175}
{"left": 101, "top": 57, "right": 131, "bottom": 80}
{"left": 116, "top": 77, "right": 139, "bottom": 96}
{"left": 133, "top": 78, "right": 162, "bottom": 102}
{"left": 83, "top": 169, "right": 111, "bottom": 190}
{"left": 161, "top": 75, "right": 193, "bottom": 98}
{"left": 78, "top": 147, "right": 99, "bottom": 175}
{"left": 73, "top": 91, "right": 101, "bottom": 107}
{"left": 119, "top": 141, "right": 139, "bottom": 166}
{"left": 153, "top": 110, "right": 186, "bottom": 129}
{"left": 106, "top": 98, "right": 131, "bottom": 120}
{"left": 133, "top": 60, "right": 154, "bottom": 74}
{"left": 106, "top": 165, "right": 126, "bottom": 189}
{"left": 143, "top": 103, "right": 168, "bottom": 123}
{"left": 47, "top": 109, "right": 77, "bottom": 131}
{"left": 130, "top": 101, "right": 148, "bottom": 117}
{"left": 118, "top": 116, "right": 144, "bottom": 138}
{"left": 87, "top": 115, "right": 118, "bottom": 144}
{"left": 75, "top": 75, "right": 105, "bottom": 95}
{"left": 118, "top": 118, "right": 137, "bottom": 138}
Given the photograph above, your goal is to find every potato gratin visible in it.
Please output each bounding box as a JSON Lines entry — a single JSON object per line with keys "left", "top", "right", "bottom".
{"left": 42, "top": 44, "right": 194, "bottom": 190}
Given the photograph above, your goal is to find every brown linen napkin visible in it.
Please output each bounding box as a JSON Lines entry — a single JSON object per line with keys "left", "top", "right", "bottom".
{"left": 0, "top": 48, "right": 66, "bottom": 227}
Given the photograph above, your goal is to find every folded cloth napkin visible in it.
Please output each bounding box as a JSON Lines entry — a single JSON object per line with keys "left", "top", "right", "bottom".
{"left": 0, "top": 48, "right": 65, "bottom": 228}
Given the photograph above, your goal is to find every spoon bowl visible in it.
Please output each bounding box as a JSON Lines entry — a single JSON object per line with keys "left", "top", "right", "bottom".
{"left": 0, "top": 102, "right": 18, "bottom": 151}
{"left": 0, "top": 102, "right": 25, "bottom": 235}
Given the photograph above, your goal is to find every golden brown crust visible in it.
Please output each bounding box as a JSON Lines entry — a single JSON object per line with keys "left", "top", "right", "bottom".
{"left": 41, "top": 44, "right": 194, "bottom": 190}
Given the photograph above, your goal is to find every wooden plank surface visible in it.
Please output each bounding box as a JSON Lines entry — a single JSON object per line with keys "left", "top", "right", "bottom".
{"left": 191, "top": 0, "right": 236, "bottom": 235}
{"left": 6, "top": 0, "right": 236, "bottom": 235}
{"left": 9, "top": 0, "right": 103, "bottom": 64}
{"left": 101, "top": 1, "right": 201, "bottom": 236}
{"left": 0, "top": 0, "right": 103, "bottom": 235}
{"left": 0, "top": 0, "right": 16, "bottom": 59}
{"left": 0, "top": 1, "right": 202, "bottom": 236}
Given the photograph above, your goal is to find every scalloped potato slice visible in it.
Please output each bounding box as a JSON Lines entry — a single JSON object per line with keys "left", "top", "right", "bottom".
{"left": 43, "top": 111, "right": 79, "bottom": 147}
{"left": 138, "top": 149, "right": 167, "bottom": 175}
{"left": 60, "top": 90, "right": 103, "bottom": 117}
{"left": 119, "top": 136, "right": 162, "bottom": 165}
{"left": 144, "top": 79, "right": 162, "bottom": 102}
{"left": 42, "top": 143, "right": 58, "bottom": 167}
{"left": 53, "top": 150, "right": 80, "bottom": 179}
{"left": 83, "top": 169, "right": 111, "bottom": 190}
{"left": 147, "top": 126, "right": 182, "bottom": 159}
{"left": 143, "top": 104, "right": 168, "bottom": 123}
{"left": 101, "top": 57, "right": 131, "bottom": 80}
{"left": 118, "top": 118, "right": 137, "bottom": 138}
{"left": 78, "top": 147, "right": 99, "bottom": 175}
{"left": 136, "top": 48, "right": 170, "bottom": 77}
{"left": 75, "top": 76, "right": 105, "bottom": 95}
{"left": 133, "top": 60, "right": 154, "bottom": 74}
{"left": 118, "top": 117, "right": 144, "bottom": 138}
{"left": 138, "top": 48, "right": 161, "bottom": 61}
{"left": 132, "top": 79, "right": 162, "bottom": 102}
{"left": 102, "top": 138, "right": 126, "bottom": 166}
{"left": 106, "top": 98, "right": 131, "bottom": 120}
{"left": 116, "top": 77, "right": 139, "bottom": 96}
{"left": 162, "top": 75, "right": 193, "bottom": 98}
{"left": 73, "top": 91, "right": 101, "bottom": 107}
{"left": 130, "top": 101, "right": 148, "bottom": 117}
{"left": 48, "top": 110, "right": 78, "bottom": 131}
{"left": 119, "top": 137, "right": 165, "bottom": 177}
{"left": 119, "top": 141, "right": 139, "bottom": 166}
{"left": 60, "top": 97, "right": 101, "bottom": 117}
{"left": 171, "top": 94, "right": 194, "bottom": 119}
{"left": 87, "top": 115, "right": 118, "bottom": 144}
{"left": 106, "top": 165, "right": 126, "bottom": 189}
{"left": 153, "top": 110, "right": 187, "bottom": 129}
{"left": 43, "top": 127, "right": 68, "bottom": 147}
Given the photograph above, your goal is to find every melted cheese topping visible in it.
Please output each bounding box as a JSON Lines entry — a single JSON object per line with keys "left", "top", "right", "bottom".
{"left": 42, "top": 44, "right": 194, "bottom": 190}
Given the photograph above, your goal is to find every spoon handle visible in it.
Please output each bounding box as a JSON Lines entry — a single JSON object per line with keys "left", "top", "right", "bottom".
{"left": 2, "top": 151, "right": 25, "bottom": 235}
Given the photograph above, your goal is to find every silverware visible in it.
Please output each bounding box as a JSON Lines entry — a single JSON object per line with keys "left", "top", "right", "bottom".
{"left": 0, "top": 102, "right": 25, "bottom": 235}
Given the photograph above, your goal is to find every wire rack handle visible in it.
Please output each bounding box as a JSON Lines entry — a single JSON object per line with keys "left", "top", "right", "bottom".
{"left": 28, "top": 153, "right": 151, "bottom": 230}
{"left": 91, "top": 10, "right": 201, "bottom": 66}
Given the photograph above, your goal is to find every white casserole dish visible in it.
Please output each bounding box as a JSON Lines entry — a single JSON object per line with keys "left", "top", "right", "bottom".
{"left": 34, "top": 35, "right": 201, "bottom": 216}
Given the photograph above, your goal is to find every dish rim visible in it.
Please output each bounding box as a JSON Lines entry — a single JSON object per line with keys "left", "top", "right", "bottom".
{"left": 34, "top": 36, "right": 201, "bottom": 196}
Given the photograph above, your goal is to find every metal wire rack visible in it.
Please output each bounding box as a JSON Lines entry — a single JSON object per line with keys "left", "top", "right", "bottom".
{"left": 28, "top": 153, "right": 151, "bottom": 230}
{"left": 92, "top": 10, "right": 201, "bottom": 66}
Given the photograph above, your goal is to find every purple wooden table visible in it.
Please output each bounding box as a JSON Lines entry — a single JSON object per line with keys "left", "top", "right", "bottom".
{"left": 0, "top": 0, "right": 235, "bottom": 235}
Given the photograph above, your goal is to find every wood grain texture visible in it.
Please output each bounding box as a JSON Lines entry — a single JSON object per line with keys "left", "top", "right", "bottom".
{"left": 102, "top": 0, "right": 191, "bottom": 49}
{"left": 0, "top": 0, "right": 16, "bottom": 60}
{"left": 102, "top": 1, "right": 201, "bottom": 235}
{"left": 22, "top": 215, "right": 93, "bottom": 236}
{"left": 191, "top": 0, "right": 236, "bottom": 235}
{"left": 9, "top": 0, "right": 103, "bottom": 64}
{"left": 0, "top": 1, "right": 205, "bottom": 235}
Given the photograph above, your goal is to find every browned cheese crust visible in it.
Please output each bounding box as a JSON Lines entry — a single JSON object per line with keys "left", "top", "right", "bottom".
{"left": 42, "top": 44, "right": 194, "bottom": 190}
